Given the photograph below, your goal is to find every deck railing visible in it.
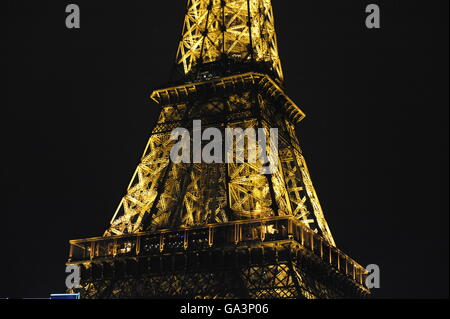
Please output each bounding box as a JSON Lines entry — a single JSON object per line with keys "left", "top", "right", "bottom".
{"left": 68, "top": 216, "right": 368, "bottom": 286}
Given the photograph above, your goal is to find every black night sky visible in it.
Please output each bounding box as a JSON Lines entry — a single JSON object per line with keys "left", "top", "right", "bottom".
{"left": 4, "top": 0, "right": 448, "bottom": 298}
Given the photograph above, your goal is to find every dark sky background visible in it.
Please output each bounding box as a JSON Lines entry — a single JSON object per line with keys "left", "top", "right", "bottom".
{"left": 4, "top": 0, "right": 448, "bottom": 298}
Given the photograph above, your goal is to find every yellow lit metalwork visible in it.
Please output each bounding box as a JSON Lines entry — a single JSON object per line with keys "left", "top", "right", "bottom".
{"left": 105, "top": 70, "right": 335, "bottom": 247}
{"left": 105, "top": 0, "right": 335, "bottom": 245}
{"left": 176, "top": 0, "right": 284, "bottom": 82}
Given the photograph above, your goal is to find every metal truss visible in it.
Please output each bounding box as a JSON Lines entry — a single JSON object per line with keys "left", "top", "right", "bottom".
{"left": 75, "top": 265, "right": 316, "bottom": 299}
{"left": 176, "top": 0, "right": 283, "bottom": 82}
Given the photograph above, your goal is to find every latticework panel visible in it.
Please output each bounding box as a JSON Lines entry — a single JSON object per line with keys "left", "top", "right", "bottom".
{"left": 106, "top": 133, "right": 173, "bottom": 236}
{"left": 176, "top": 0, "right": 283, "bottom": 81}
{"left": 73, "top": 259, "right": 363, "bottom": 299}
{"left": 78, "top": 272, "right": 241, "bottom": 299}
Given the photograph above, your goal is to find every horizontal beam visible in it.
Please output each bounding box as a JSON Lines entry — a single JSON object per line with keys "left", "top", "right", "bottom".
{"left": 150, "top": 73, "right": 306, "bottom": 124}
{"left": 68, "top": 216, "right": 367, "bottom": 289}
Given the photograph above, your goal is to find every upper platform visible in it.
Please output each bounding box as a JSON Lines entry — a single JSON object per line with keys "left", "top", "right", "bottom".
{"left": 151, "top": 72, "right": 305, "bottom": 124}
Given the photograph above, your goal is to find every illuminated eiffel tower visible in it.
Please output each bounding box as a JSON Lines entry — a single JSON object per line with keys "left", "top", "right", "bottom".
{"left": 67, "top": 0, "right": 370, "bottom": 299}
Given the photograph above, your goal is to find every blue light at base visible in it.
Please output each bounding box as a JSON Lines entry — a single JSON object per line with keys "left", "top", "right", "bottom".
{"left": 50, "top": 293, "right": 80, "bottom": 299}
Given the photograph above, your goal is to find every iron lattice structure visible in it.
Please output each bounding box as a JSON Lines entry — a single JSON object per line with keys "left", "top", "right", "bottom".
{"left": 176, "top": 0, "right": 283, "bottom": 82}
{"left": 67, "top": 0, "right": 370, "bottom": 299}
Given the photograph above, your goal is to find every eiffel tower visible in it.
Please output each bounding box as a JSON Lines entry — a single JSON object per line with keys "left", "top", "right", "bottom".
{"left": 67, "top": 0, "right": 370, "bottom": 299}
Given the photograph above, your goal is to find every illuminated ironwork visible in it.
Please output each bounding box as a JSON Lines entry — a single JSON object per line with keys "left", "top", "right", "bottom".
{"left": 67, "top": 0, "right": 369, "bottom": 299}
{"left": 69, "top": 217, "right": 368, "bottom": 298}
{"left": 176, "top": 0, "right": 284, "bottom": 82}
